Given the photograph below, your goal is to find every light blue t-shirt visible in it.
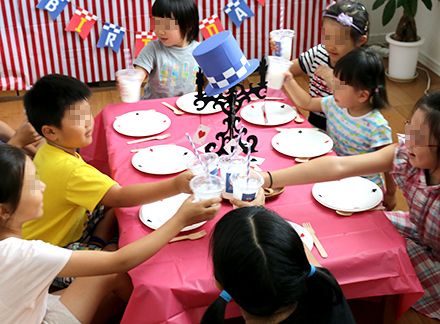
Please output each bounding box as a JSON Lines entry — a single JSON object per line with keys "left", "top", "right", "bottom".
{"left": 321, "top": 95, "right": 392, "bottom": 186}
{"left": 134, "top": 39, "right": 200, "bottom": 99}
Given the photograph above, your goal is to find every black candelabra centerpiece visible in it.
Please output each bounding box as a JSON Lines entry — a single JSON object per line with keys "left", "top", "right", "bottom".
{"left": 194, "top": 57, "right": 268, "bottom": 156}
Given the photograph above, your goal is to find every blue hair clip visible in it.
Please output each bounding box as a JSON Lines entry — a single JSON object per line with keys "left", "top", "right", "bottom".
{"left": 323, "top": 13, "right": 364, "bottom": 35}
{"left": 220, "top": 290, "right": 232, "bottom": 302}
{"left": 308, "top": 264, "right": 316, "bottom": 277}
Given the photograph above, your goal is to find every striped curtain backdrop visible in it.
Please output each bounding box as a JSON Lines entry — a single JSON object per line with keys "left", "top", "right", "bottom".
{"left": 0, "top": 0, "right": 330, "bottom": 91}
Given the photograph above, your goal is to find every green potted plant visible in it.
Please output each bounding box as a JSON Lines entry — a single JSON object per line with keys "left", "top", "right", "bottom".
{"left": 372, "top": 0, "right": 439, "bottom": 81}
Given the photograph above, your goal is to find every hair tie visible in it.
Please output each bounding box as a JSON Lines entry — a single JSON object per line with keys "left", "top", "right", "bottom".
{"left": 220, "top": 290, "right": 232, "bottom": 302}
{"left": 325, "top": 1, "right": 336, "bottom": 10}
{"left": 323, "top": 13, "right": 364, "bottom": 35}
{"left": 374, "top": 88, "right": 379, "bottom": 93}
{"left": 308, "top": 264, "right": 316, "bottom": 277}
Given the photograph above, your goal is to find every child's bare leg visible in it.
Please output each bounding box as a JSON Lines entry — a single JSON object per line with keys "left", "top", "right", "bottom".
{"left": 58, "top": 272, "right": 132, "bottom": 324}
{"left": 90, "top": 208, "right": 118, "bottom": 245}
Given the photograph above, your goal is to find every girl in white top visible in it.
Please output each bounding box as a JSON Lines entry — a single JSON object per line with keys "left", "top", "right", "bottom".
{"left": 0, "top": 144, "right": 221, "bottom": 324}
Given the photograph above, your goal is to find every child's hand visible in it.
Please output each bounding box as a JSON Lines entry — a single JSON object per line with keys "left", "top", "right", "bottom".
{"left": 383, "top": 192, "right": 397, "bottom": 211}
{"left": 8, "top": 121, "right": 42, "bottom": 148}
{"left": 269, "top": 35, "right": 278, "bottom": 52}
{"left": 175, "top": 171, "right": 195, "bottom": 194}
{"left": 283, "top": 71, "right": 294, "bottom": 82}
{"left": 314, "top": 65, "right": 334, "bottom": 89}
{"left": 229, "top": 187, "right": 265, "bottom": 209}
{"left": 175, "top": 195, "right": 222, "bottom": 226}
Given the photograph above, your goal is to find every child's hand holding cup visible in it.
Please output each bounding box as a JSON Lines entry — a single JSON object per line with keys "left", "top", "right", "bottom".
{"left": 115, "top": 68, "right": 144, "bottom": 103}
{"left": 266, "top": 56, "right": 293, "bottom": 90}
{"left": 230, "top": 170, "right": 264, "bottom": 203}
{"left": 190, "top": 175, "right": 225, "bottom": 202}
{"left": 270, "top": 29, "right": 295, "bottom": 60}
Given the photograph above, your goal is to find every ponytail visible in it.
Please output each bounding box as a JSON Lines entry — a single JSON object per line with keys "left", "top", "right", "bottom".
{"left": 201, "top": 296, "right": 228, "bottom": 324}
{"left": 371, "top": 85, "right": 388, "bottom": 109}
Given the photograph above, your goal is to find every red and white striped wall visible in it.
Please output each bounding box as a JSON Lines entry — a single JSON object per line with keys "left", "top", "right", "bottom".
{"left": 0, "top": 0, "right": 330, "bottom": 91}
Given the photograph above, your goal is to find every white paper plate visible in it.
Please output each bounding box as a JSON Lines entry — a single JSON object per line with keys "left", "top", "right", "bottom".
{"left": 139, "top": 193, "right": 206, "bottom": 232}
{"left": 113, "top": 110, "right": 171, "bottom": 137}
{"left": 287, "top": 221, "right": 313, "bottom": 251}
{"left": 240, "top": 101, "right": 296, "bottom": 126}
{"left": 272, "top": 128, "right": 333, "bottom": 158}
{"left": 175, "top": 92, "right": 223, "bottom": 114}
{"left": 312, "top": 176, "right": 383, "bottom": 213}
{"left": 132, "top": 145, "right": 195, "bottom": 175}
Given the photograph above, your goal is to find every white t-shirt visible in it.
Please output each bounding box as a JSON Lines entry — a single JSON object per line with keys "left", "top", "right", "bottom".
{"left": 0, "top": 237, "right": 72, "bottom": 324}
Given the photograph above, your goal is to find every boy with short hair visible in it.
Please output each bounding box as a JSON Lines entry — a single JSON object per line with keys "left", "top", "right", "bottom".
{"left": 23, "top": 74, "right": 194, "bottom": 251}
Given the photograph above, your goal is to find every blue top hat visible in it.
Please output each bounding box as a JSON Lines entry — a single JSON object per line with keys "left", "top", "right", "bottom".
{"left": 193, "top": 31, "right": 259, "bottom": 97}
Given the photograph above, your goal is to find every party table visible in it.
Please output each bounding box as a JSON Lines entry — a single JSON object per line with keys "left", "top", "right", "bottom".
{"left": 80, "top": 89, "right": 424, "bottom": 324}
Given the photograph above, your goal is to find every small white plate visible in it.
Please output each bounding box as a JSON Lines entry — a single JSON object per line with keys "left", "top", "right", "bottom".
{"left": 113, "top": 110, "right": 171, "bottom": 137}
{"left": 287, "top": 221, "right": 313, "bottom": 251}
{"left": 132, "top": 145, "right": 195, "bottom": 175}
{"left": 139, "top": 193, "right": 206, "bottom": 232}
{"left": 272, "top": 128, "right": 333, "bottom": 158}
{"left": 240, "top": 101, "right": 296, "bottom": 126}
{"left": 312, "top": 176, "right": 383, "bottom": 213}
{"left": 176, "top": 92, "right": 223, "bottom": 114}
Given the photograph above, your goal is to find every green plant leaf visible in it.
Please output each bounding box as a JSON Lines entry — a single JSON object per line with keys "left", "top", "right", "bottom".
{"left": 383, "top": 0, "right": 397, "bottom": 26}
{"left": 421, "top": 0, "right": 433, "bottom": 10}
{"left": 373, "top": 0, "right": 387, "bottom": 10}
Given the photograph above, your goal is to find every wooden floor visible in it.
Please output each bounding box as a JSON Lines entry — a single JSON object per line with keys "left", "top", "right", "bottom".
{"left": 1, "top": 60, "right": 439, "bottom": 323}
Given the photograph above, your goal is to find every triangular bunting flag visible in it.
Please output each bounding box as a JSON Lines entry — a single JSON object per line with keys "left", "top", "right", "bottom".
{"left": 65, "top": 8, "right": 98, "bottom": 40}
{"left": 36, "top": 0, "right": 71, "bottom": 20}
{"left": 199, "top": 14, "right": 224, "bottom": 39}
{"left": 134, "top": 31, "right": 157, "bottom": 58}
{"left": 224, "top": 0, "right": 255, "bottom": 28}
{"left": 97, "top": 22, "right": 126, "bottom": 53}
{"left": 255, "top": 0, "right": 266, "bottom": 5}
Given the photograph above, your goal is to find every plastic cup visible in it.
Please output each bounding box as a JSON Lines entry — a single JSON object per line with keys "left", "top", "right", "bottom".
{"left": 230, "top": 170, "right": 264, "bottom": 202}
{"left": 218, "top": 155, "right": 248, "bottom": 199}
{"left": 115, "top": 69, "right": 144, "bottom": 103}
{"left": 187, "top": 153, "right": 219, "bottom": 176}
{"left": 270, "top": 29, "right": 295, "bottom": 60}
{"left": 266, "top": 56, "right": 293, "bottom": 90}
{"left": 190, "top": 175, "right": 225, "bottom": 202}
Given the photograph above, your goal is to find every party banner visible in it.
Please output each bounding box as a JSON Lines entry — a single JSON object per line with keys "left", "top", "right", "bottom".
{"left": 199, "top": 14, "right": 224, "bottom": 39}
{"left": 255, "top": 0, "right": 266, "bottom": 5}
{"left": 224, "top": 0, "right": 255, "bottom": 28}
{"left": 65, "top": 8, "right": 97, "bottom": 40}
{"left": 97, "top": 22, "right": 126, "bottom": 53}
{"left": 36, "top": 0, "right": 71, "bottom": 20}
{"left": 134, "top": 31, "right": 157, "bottom": 58}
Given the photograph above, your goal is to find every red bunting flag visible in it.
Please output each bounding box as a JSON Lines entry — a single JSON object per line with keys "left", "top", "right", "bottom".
{"left": 134, "top": 31, "right": 157, "bottom": 58}
{"left": 199, "top": 14, "right": 224, "bottom": 39}
{"left": 255, "top": 0, "right": 266, "bottom": 5}
{"left": 65, "top": 8, "right": 97, "bottom": 40}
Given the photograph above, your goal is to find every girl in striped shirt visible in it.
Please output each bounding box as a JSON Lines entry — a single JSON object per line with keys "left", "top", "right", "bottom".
{"left": 272, "top": 1, "right": 370, "bottom": 131}
{"left": 282, "top": 46, "right": 396, "bottom": 210}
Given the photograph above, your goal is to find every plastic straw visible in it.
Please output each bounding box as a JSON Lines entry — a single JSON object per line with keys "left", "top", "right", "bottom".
{"left": 229, "top": 125, "right": 244, "bottom": 160}
{"left": 246, "top": 142, "right": 251, "bottom": 188}
{"left": 123, "top": 48, "right": 133, "bottom": 70}
{"left": 280, "top": 6, "right": 284, "bottom": 30}
{"left": 186, "top": 132, "right": 209, "bottom": 176}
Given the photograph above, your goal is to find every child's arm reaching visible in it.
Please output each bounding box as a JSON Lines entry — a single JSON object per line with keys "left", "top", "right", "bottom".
{"left": 283, "top": 72, "right": 323, "bottom": 112}
{"left": 383, "top": 171, "right": 397, "bottom": 211}
{"left": 263, "top": 144, "right": 397, "bottom": 188}
{"left": 57, "top": 195, "right": 221, "bottom": 278}
{"left": 100, "top": 171, "right": 193, "bottom": 207}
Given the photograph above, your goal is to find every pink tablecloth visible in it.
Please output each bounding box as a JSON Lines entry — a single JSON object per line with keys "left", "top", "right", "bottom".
{"left": 81, "top": 89, "right": 423, "bottom": 324}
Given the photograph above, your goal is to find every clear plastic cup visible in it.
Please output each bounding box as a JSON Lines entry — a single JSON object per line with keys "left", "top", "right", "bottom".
{"left": 218, "top": 155, "right": 247, "bottom": 199}
{"left": 115, "top": 69, "right": 144, "bottom": 103}
{"left": 266, "top": 56, "right": 293, "bottom": 90}
{"left": 187, "top": 153, "right": 219, "bottom": 176}
{"left": 230, "top": 170, "right": 264, "bottom": 202}
{"left": 270, "top": 29, "right": 295, "bottom": 60}
{"left": 190, "top": 175, "right": 225, "bottom": 202}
